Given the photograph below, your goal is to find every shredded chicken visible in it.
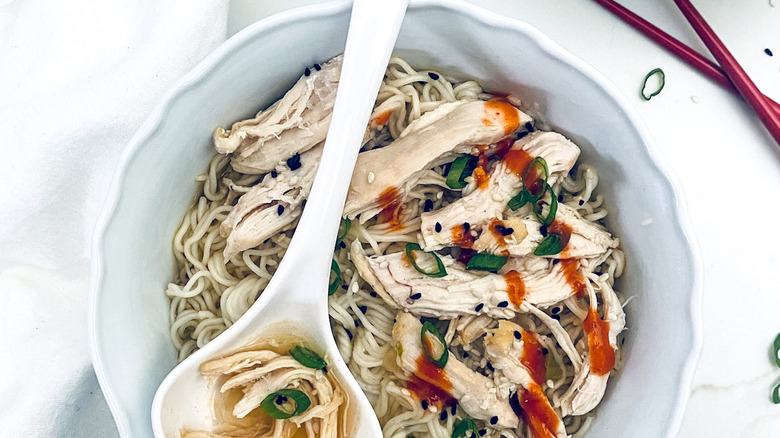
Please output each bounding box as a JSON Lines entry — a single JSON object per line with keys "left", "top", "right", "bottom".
{"left": 456, "top": 314, "right": 496, "bottom": 347}
{"left": 420, "top": 131, "right": 579, "bottom": 252}
{"left": 559, "top": 277, "right": 625, "bottom": 417}
{"left": 484, "top": 321, "right": 569, "bottom": 438}
{"left": 352, "top": 250, "right": 588, "bottom": 320}
{"left": 392, "top": 312, "right": 519, "bottom": 429}
{"left": 220, "top": 144, "right": 322, "bottom": 260}
{"left": 344, "top": 100, "right": 532, "bottom": 220}
{"left": 502, "top": 204, "right": 618, "bottom": 259}
{"left": 213, "top": 55, "right": 342, "bottom": 174}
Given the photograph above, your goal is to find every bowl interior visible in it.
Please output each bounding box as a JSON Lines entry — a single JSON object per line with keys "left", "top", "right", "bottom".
{"left": 90, "top": 1, "right": 700, "bottom": 437}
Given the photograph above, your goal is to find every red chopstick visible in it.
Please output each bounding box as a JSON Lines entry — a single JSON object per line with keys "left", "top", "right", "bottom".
{"left": 592, "top": 0, "right": 780, "bottom": 118}
{"left": 673, "top": 0, "right": 780, "bottom": 145}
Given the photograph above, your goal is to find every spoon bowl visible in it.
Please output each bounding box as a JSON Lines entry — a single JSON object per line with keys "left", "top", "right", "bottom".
{"left": 151, "top": 0, "right": 408, "bottom": 435}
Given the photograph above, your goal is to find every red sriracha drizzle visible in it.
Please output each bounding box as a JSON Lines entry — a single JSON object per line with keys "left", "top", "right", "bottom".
{"left": 520, "top": 329, "right": 547, "bottom": 385}
{"left": 504, "top": 270, "right": 527, "bottom": 308}
{"left": 583, "top": 307, "right": 615, "bottom": 376}
{"left": 511, "top": 331, "right": 561, "bottom": 438}
{"left": 511, "top": 384, "right": 561, "bottom": 438}
{"left": 411, "top": 349, "right": 455, "bottom": 409}
{"left": 376, "top": 186, "right": 405, "bottom": 231}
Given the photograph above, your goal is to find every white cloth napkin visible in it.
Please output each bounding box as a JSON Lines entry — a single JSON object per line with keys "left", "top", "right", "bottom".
{"left": 0, "top": 1, "right": 228, "bottom": 435}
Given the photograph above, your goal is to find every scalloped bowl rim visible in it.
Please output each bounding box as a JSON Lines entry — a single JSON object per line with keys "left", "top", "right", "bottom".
{"left": 88, "top": 0, "right": 703, "bottom": 436}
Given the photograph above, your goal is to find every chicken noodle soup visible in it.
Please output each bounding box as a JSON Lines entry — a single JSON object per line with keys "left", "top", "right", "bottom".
{"left": 167, "top": 55, "right": 626, "bottom": 437}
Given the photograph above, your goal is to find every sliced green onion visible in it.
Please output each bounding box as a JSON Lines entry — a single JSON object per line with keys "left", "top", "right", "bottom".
{"left": 290, "top": 346, "right": 327, "bottom": 369}
{"left": 773, "top": 382, "right": 780, "bottom": 404}
{"left": 507, "top": 189, "right": 533, "bottom": 211}
{"left": 452, "top": 418, "right": 480, "bottom": 438}
{"left": 532, "top": 184, "right": 558, "bottom": 226}
{"left": 446, "top": 155, "right": 478, "bottom": 189}
{"left": 328, "top": 259, "right": 341, "bottom": 295}
{"left": 465, "top": 252, "right": 508, "bottom": 273}
{"left": 260, "top": 389, "right": 311, "bottom": 419}
{"left": 522, "top": 157, "right": 549, "bottom": 198}
{"left": 534, "top": 234, "right": 563, "bottom": 256}
{"left": 545, "top": 353, "right": 563, "bottom": 381}
{"left": 508, "top": 157, "right": 550, "bottom": 211}
{"left": 336, "top": 218, "right": 351, "bottom": 245}
{"left": 774, "top": 333, "right": 780, "bottom": 368}
{"left": 421, "top": 321, "right": 449, "bottom": 367}
{"left": 641, "top": 68, "right": 665, "bottom": 101}
{"left": 405, "top": 243, "right": 447, "bottom": 277}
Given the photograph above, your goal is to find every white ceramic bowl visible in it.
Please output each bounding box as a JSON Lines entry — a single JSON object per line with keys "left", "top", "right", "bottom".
{"left": 89, "top": 1, "right": 703, "bottom": 436}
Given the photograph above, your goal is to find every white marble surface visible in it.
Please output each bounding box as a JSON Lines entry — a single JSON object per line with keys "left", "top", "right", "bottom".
{"left": 225, "top": 0, "right": 780, "bottom": 436}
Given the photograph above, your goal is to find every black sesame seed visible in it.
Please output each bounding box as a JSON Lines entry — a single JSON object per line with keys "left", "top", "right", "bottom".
{"left": 313, "top": 63, "right": 322, "bottom": 71}
{"left": 765, "top": 48, "right": 774, "bottom": 56}
{"left": 287, "top": 153, "right": 302, "bottom": 170}
{"left": 417, "top": 80, "right": 427, "bottom": 85}
{"left": 497, "top": 301, "right": 509, "bottom": 308}
{"left": 339, "top": 241, "right": 347, "bottom": 249}
{"left": 552, "top": 306, "right": 561, "bottom": 315}
{"left": 428, "top": 72, "right": 440, "bottom": 80}
{"left": 479, "top": 429, "right": 486, "bottom": 436}
{"left": 495, "top": 224, "right": 513, "bottom": 236}
{"left": 516, "top": 131, "right": 529, "bottom": 140}
{"left": 451, "top": 405, "right": 457, "bottom": 415}
{"left": 539, "top": 225, "right": 548, "bottom": 237}
{"left": 322, "top": 366, "right": 328, "bottom": 374}
{"left": 370, "top": 291, "right": 378, "bottom": 297}
{"left": 509, "top": 392, "right": 522, "bottom": 417}
{"left": 462, "top": 351, "right": 469, "bottom": 358}
{"left": 463, "top": 222, "right": 471, "bottom": 232}
{"left": 358, "top": 305, "right": 367, "bottom": 314}
{"left": 277, "top": 205, "right": 285, "bottom": 215}
{"left": 439, "top": 410, "right": 448, "bottom": 421}
{"left": 410, "top": 292, "right": 422, "bottom": 300}
{"left": 513, "top": 330, "right": 522, "bottom": 340}
{"left": 490, "top": 416, "right": 498, "bottom": 425}
{"left": 304, "top": 67, "right": 311, "bottom": 76}
{"left": 557, "top": 194, "right": 563, "bottom": 202}
{"left": 541, "top": 347, "right": 549, "bottom": 355}
{"left": 346, "top": 329, "right": 353, "bottom": 340}
{"left": 578, "top": 199, "right": 585, "bottom": 206}
{"left": 423, "top": 199, "right": 434, "bottom": 212}
{"left": 276, "top": 395, "right": 288, "bottom": 404}
{"left": 341, "top": 284, "right": 349, "bottom": 290}
{"left": 270, "top": 170, "right": 278, "bottom": 178}
{"left": 475, "top": 303, "right": 484, "bottom": 312}
{"left": 486, "top": 362, "right": 494, "bottom": 372}
{"left": 524, "top": 122, "right": 534, "bottom": 132}
{"left": 435, "top": 222, "right": 442, "bottom": 233}
{"left": 551, "top": 314, "right": 561, "bottom": 321}
{"left": 421, "top": 399, "right": 429, "bottom": 410}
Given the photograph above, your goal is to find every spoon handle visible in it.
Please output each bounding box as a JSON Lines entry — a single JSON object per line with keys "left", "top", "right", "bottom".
{"left": 285, "top": 0, "right": 408, "bottom": 277}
